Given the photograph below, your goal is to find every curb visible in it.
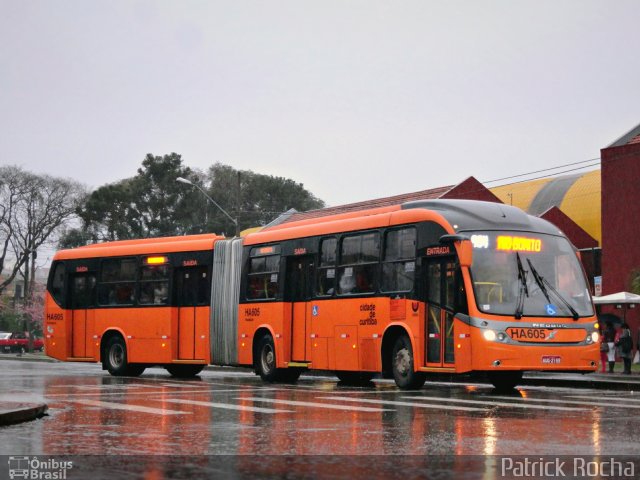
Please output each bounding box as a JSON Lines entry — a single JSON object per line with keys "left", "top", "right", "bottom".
{"left": 0, "top": 403, "right": 48, "bottom": 427}
{"left": 0, "top": 354, "right": 59, "bottom": 363}
{"left": 521, "top": 376, "right": 640, "bottom": 391}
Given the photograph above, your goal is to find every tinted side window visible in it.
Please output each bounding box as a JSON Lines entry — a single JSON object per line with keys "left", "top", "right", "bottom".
{"left": 381, "top": 227, "right": 416, "bottom": 292}
{"left": 338, "top": 232, "right": 379, "bottom": 295}
{"left": 316, "top": 237, "right": 337, "bottom": 297}
{"left": 49, "top": 262, "right": 66, "bottom": 306}
{"left": 139, "top": 265, "right": 170, "bottom": 305}
{"left": 98, "top": 258, "right": 136, "bottom": 306}
{"left": 247, "top": 254, "right": 280, "bottom": 300}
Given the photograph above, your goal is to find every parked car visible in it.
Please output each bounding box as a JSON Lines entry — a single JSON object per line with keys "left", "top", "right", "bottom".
{"left": 0, "top": 332, "right": 44, "bottom": 353}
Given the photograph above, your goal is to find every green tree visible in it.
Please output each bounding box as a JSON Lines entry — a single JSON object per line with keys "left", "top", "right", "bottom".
{"left": 202, "top": 163, "right": 325, "bottom": 234}
{"left": 62, "top": 153, "right": 205, "bottom": 245}
{"left": 64, "top": 155, "right": 325, "bottom": 245}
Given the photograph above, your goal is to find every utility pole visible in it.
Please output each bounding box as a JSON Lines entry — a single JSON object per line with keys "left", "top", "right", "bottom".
{"left": 236, "top": 172, "right": 241, "bottom": 236}
{"left": 176, "top": 177, "right": 239, "bottom": 237}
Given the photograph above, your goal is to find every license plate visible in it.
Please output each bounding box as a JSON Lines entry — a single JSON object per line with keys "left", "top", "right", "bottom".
{"left": 507, "top": 327, "right": 548, "bottom": 341}
{"left": 542, "top": 355, "right": 561, "bottom": 364}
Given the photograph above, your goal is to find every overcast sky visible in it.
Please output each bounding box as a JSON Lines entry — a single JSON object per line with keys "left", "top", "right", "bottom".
{"left": 2, "top": 1, "right": 639, "bottom": 207}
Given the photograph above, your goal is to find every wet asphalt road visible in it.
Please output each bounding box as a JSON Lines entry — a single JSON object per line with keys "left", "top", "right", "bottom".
{"left": 1, "top": 359, "right": 639, "bottom": 478}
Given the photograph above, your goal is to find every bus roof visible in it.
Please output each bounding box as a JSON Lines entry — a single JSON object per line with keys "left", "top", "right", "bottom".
{"left": 244, "top": 199, "right": 563, "bottom": 246}
{"left": 53, "top": 234, "right": 224, "bottom": 260}
{"left": 402, "top": 199, "right": 562, "bottom": 236}
{"left": 244, "top": 206, "right": 452, "bottom": 245}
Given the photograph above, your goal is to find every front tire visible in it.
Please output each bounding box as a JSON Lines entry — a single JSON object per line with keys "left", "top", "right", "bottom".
{"left": 391, "top": 334, "right": 426, "bottom": 390}
{"left": 166, "top": 364, "right": 205, "bottom": 378}
{"left": 105, "top": 336, "right": 145, "bottom": 377}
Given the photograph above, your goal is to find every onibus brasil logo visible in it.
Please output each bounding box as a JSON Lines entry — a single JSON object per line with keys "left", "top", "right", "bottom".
{"left": 8, "top": 456, "right": 73, "bottom": 479}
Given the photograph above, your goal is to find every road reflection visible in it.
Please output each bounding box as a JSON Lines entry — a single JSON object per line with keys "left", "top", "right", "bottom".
{"left": 32, "top": 372, "right": 607, "bottom": 474}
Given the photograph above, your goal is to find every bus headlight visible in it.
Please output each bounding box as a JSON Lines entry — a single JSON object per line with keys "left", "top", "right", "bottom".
{"left": 483, "top": 330, "right": 496, "bottom": 341}
{"left": 590, "top": 331, "right": 599, "bottom": 343}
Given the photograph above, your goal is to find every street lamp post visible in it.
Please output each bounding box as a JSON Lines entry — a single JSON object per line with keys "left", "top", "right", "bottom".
{"left": 176, "top": 177, "right": 239, "bottom": 236}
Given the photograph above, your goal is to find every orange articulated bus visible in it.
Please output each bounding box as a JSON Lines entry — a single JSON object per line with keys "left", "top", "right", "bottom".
{"left": 45, "top": 200, "right": 599, "bottom": 389}
{"left": 45, "top": 234, "right": 224, "bottom": 377}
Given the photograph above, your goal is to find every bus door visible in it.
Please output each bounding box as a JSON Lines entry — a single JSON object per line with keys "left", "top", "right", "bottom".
{"left": 175, "top": 266, "right": 209, "bottom": 360}
{"left": 424, "top": 257, "right": 457, "bottom": 367}
{"left": 285, "top": 255, "right": 314, "bottom": 362}
{"left": 70, "top": 273, "right": 96, "bottom": 358}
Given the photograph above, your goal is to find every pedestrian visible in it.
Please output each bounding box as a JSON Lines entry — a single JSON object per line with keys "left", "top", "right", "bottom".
{"left": 599, "top": 326, "right": 609, "bottom": 373}
{"left": 615, "top": 322, "right": 633, "bottom": 375}
{"left": 603, "top": 322, "right": 616, "bottom": 373}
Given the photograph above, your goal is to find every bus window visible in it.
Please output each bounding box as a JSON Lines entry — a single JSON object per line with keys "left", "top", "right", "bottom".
{"left": 71, "top": 274, "right": 96, "bottom": 308}
{"left": 139, "top": 264, "right": 170, "bottom": 305}
{"left": 247, "top": 254, "right": 280, "bottom": 300}
{"left": 176, "top": 266, "right": 210, "bottom": 306}
{"left": 316, "top": 237, "right": 337, "bottom": 296}
{"left": 98, "top": 258, "right": 136, "bottom": 306}
{"left": 381, "top": 227, "right": 416, "bottom": 292}
{"left": 338, "top": 232, "right": 379, "bottom": 295}
{"left": 427, "top": 263, "right": 441, "bottom": 304}
{"left": 49, "top": 262, "right": 66, "bottom": 306}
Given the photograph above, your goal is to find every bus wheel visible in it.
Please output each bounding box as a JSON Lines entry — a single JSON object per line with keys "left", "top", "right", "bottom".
{"left": 105, "top": 336, "right": 145, "bottom": 377}
{"left": 488, "top": 371, "right": 523, "bottom": 391}
{"left": 391, "top": 334, "right": 426, "bottom": 390}
{"left": 166, "top": 365, "right": 205, "bottom": 378}
{"left": 336, "top": 371, "right": 374, "bottom": 385}
{"left": 256, "top": 334, "right": 278, "bottom": 382}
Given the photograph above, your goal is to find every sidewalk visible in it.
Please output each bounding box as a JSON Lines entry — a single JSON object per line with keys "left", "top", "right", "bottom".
{"left": 522, "top": 371, "right": 640, "bottom": 390}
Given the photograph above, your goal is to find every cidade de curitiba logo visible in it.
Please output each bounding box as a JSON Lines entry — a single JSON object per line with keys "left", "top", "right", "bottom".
{"left": 8, "top": 456, "right": 73, "bottom": 480}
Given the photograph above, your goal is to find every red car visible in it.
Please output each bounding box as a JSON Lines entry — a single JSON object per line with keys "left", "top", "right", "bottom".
{"left": 0, "top": 332, "right": 44, "bottom": 353}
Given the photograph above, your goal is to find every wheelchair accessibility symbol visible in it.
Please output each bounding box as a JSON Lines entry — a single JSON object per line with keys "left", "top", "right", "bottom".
{"left": 312, "top": 305, "right": 319, "bottom": 316}
{"left": 546, "top": 304, "right": 558, "bottom": 316}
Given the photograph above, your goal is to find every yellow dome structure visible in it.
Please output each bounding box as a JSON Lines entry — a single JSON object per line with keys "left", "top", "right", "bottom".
{"left": 490, "top": 170, "right": 601, "bottom": 245}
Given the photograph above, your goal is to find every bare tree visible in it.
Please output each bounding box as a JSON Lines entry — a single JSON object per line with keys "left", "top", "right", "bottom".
{"left": 0, "top": 166, "right": 85, "bottom": 298}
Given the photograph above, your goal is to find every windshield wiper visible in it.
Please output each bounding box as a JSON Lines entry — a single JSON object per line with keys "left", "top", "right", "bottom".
{"left": 526, "top": 258, "right": 579, "bottom": 320}
{"left": 515, "top": 253, "right": 529, "bottom": 319}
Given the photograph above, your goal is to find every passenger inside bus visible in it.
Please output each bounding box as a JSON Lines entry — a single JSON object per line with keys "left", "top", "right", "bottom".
{"left": 339, "top": 267, "right": 373, "bottom": 294}
{"left": 354, "top": 269, "right": 373, "bottom": 293}
{"left": 153, "top": 282, "right": 169, "bottom": 304}
{"left": 139, "top": 284, "right": 154, "bottom": 304}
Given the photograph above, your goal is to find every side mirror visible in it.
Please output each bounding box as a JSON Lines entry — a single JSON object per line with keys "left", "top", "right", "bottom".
{"left": 440, "top": 234, "right": 473, "bottom": 267}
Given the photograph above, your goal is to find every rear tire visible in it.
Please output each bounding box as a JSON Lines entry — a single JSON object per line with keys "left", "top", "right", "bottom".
{"left": 255, "top": 334, "right": 278, "bottom": 382}
{"left": 254, "top": 334, "right": 301, "bottom": 382}
{"left": 391, "top": 334, "right": 426, "bottom": 390}
{"left": 488, "top": 371, "right": 523, "bottom": 391}
{"left": 336, "top": 371, "right": 375, "bottom": 385}
{"left": 105, "top": 336, "right": 145, "bottom": 377}
{"left": 166, "top": 364, "right": 205, "bottom": 378}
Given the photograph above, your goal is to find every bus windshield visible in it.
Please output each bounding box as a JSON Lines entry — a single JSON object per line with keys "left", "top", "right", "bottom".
{"left": 468, "top": 231, "right": 594, "bottom": 318}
